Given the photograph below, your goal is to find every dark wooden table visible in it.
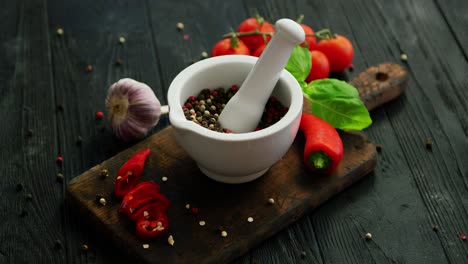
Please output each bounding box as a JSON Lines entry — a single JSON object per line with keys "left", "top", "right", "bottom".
{"left": 1, "top": 0, "right": 467, "bottom": 263}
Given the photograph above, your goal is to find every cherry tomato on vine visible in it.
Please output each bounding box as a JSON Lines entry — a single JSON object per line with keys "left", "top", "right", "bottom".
{"left": 315, "top": 35, "right": 354, "bottom": 73}
{"left": 253, "top": 43, "right": 267, "bottom": 57}
{"left": 210, "top": 38, "right": 250, "bottom": 57}
{"left": 305, "top": 50, "right": 330, "bottom": 83}
{"left": 299, "top": 24, "right": 317, "bottom": 50}
{"left": 237, "top": 17, "right": 275, "bottom": 53}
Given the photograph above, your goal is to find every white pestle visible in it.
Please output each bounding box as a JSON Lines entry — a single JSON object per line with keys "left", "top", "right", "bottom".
{"left": 218, "top": 19, "right": 305, "bottom": 133}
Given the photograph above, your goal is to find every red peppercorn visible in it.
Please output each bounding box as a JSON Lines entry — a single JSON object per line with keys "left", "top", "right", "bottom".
{"left": 85, "top": 65, "right": 93, "bottom": 72}
{"left": 56, "top": 156, "right": 63, "bottom": 163}
{"left": 95, "top": 111, "right": 104, "bottom": 119}
{"left": 269, "top": 96, "right": 277, "bottom": 103}
{"left": 185, "top": 103, "right": 193, "bottom": 109}
{"left": 189, "top": 96, "right": 196, "bottom": 102}
{"left": 182, "top": 105, "right": 187, "bottom": 110}
{"left": 461, "top": 233, "right": 467, "bottom": 241}
{"left": 211, "top": 90, "right": 218, "bottom": 97}
{"left": 223, "top": 128, "right": 233, "bottom": 133}
{"left": 191, "top": 207, "right": 200, "bottom": 215}
{"left": 230, "top": 85, "right": 238, "bottom": 92}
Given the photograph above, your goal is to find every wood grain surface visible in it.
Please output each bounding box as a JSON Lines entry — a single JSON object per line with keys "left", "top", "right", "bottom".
{"left": 1, "top": 0, "right": 468, "bottom": 263}
{"left": 68, "top": 126, "right": 377, "bottom": 264}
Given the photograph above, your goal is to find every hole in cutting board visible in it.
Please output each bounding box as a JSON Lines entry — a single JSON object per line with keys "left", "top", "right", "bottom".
{"left": 375, "top": 72, "right": 389, "bottom": 82}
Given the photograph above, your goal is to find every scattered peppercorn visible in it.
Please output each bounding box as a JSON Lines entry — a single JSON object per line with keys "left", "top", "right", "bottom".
{"left": 56, "top": 28, "right": 64, "bottom": 36}
{"left": 16, "top": 183, "right": 24, "bottom": 192}
{"left": 365, "top": 233, "right": 372, "bottom": 240}
{"left": 176, "top": 22, "right": 184, "bottom": 31}
{"left": 25, "top": 193, "right": 33, "bottom": 201}
{"left": 183, "top": 34, "right": 190, "bottom": 41}
{"left": 301, "top": 251, "right": 307, "bottom": 259}
{"left": 185, "top": 204, "right": 190, "bottom": 209}
{"left": 425, "top": 138, "right": 433, "bottom": 150}
{"left": 191, "top": 207, "right": 200, "bottom": 215}
{"left": 201, "top": 51, "right": 208, "bottom": 59}
{"left": 162, "top": 176, "right": 168, "bottom": 182}
{"left": 99, "top": 197, "right": 107, "bottom": 206}
{"left": 432, "top": 225, "right": 439, "bottom": 232}
{"left": 56, "top": 156, "right": 63, "bottom": 164}
{"left": 56, "top": 173, "right": 64, "bottom": 182}
{"left": 26, "top": 129, "right": 34, "bottom": 138}
{"left": 199, "top": 220, "right": 206, "bottom": 226}
{"left": 221, "top": 230, "right": 228, "bottom": 237}
{"left": 100, "top": 169, "right": 109, "bottom": 179}
{"left": 400, "top": 53, "right": 408, "bottom": 62}
{"left": 76, "top": 136, "right": 82, "bottom": 145}
{"left": 96, "top": 111, "right": 104, "bottom": 119}
{"left": 247, "top": 217, "right": 254, "bottom": 223}
{"left": 142, "top": 244, "right": 149, "bottom": 249}
{"left": 115, "top": 58, "right": 123, "bottom": 66}
{"left": 19, "top": 210, "right": 28, "bottom": 218}
{"left": 82, "top": 244, "right": 89, "bottom": 252}
{"left": 268, "top": 198, "right": 275, "bottom": 205}
{"left": 118, "top": 37, "right": 126, "bottom": 44}
{"left": 375, "top": 144, "right": 382, "bottom": 153}
{"left": 85, "top": 65, "right": 93, "bottom": 73}
{"left": 461, "top": 233, "right": 467, "bottom": 241}
{"left": 54, "top": 239, "right": 62, "bottom": 249}
{"left": 168, "top": 235, "right": 175, "bottom": 246}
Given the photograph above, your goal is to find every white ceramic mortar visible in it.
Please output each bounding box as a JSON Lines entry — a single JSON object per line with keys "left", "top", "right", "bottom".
{"left": 167, "top": 55, "right": 303, "bottom": 184}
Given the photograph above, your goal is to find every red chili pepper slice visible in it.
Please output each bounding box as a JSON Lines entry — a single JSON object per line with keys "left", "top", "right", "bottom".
{"left": 114, "top": 148, "right": 151, "bottom": 198}
{"left": 120, "top": 182, "right": 169, "bottom": 221}
{"left": 135, "top": 205, "right": 169, "bottom": 240}
{"left": 299, "top": 113, "right": 344, "bottom": 174}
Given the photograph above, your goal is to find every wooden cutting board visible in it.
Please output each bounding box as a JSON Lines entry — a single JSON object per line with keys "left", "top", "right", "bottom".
{"left": 67, "top": 63, "right": 407, "bottom": 264}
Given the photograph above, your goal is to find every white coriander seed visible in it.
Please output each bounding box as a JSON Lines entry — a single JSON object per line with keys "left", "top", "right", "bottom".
{"left": 176, "top": 22, "right": 184, "bottom": 31}
{"left": 400, "top": 53, "right": 408, "bottom": 61}
{"left": 162, "top": 176, "right": 168, "bottom": 182}
{"left": 221, "top": 230, "right": 228, "bottom": 237}
{"left": 142, "top": 244, "right": 149, "bottom": 249}
{"left": 99, "top": 197, "right": 107, "bottom": 206}
{"left": 247, "top": 217, "right": 254, "bottom": 223}
{"left": 199, "top": 220, "right": 206, "bottom": 226}
{"left": 168, "top": 235, "right": 175, "bottom": 246}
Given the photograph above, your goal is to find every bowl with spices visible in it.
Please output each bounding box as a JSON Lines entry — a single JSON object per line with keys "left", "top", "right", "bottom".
{"left": 167, "top": 55, "right": 303, "bottom": 184}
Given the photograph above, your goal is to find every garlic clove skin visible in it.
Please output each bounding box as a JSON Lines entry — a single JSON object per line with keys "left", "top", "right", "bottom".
{"left": 105, "top": 78, "right": 161, "bottom": 141}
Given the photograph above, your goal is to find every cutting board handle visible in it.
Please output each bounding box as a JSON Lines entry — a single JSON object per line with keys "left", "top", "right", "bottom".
{"left": 349, "top": 63, "right": 408, "bottom": 111}
{"left": 303, "top": 63, "right": 408, "bottom": 112}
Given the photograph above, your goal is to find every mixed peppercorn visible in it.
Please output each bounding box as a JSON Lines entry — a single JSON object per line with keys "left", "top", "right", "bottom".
{"left": 183, "top": 85, "right": 288, "bottom": 133}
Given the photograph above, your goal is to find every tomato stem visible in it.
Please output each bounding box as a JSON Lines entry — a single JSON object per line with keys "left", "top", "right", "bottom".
{"left": 296, "top": 14, "right": 304, "bottom": 24}
{"left": 314, "top": 29, "right": 336, "bottom": 40}
{"left": 222, "top": 30, "right": 274, "bottom": 39}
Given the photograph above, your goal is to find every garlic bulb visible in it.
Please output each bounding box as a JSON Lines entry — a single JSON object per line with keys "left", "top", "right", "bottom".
{"left": 105, "top": 78, "right": 161, "bottom": 141}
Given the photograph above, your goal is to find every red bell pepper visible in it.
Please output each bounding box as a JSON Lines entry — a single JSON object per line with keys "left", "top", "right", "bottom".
{"left": 114, "top": 148, "right": 151, "bottom": 198}
{"left": 120, "top": 182, "right": 169, "bottom": 221}
{"left": 135, "top": 204, "right": 169, "bottom": 240}
{"left": 299, "top": 113, "right": 343, "bottom": 174}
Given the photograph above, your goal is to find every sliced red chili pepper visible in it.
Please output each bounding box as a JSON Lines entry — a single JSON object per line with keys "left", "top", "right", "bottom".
{"left": 120, "top": 181, "right": 169, "bottom": 220}
{"left": 114, "top": 148, "right": 151, "bottom": 198}
{"left": 135, "top": 205, "right": 169, "bottom": 240}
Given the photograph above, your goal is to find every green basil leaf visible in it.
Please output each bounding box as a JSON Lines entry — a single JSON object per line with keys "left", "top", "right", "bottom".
{"left": 285, "top": 45, "right": 311, "bottom": 82}
{"left": 307, "top": 79, "right": 359, "bottom": 99}
{"left": 303, "top": 78, "right": 372, "bottom": 130}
